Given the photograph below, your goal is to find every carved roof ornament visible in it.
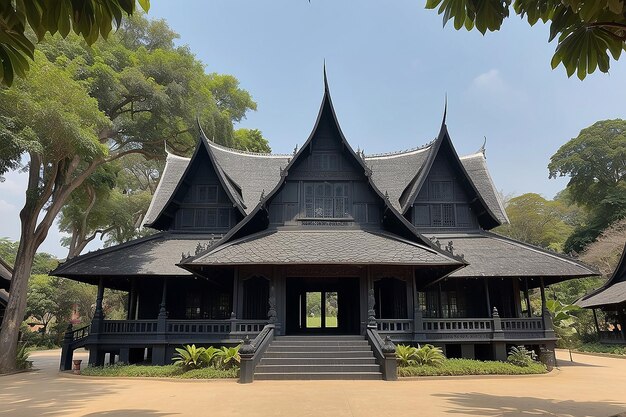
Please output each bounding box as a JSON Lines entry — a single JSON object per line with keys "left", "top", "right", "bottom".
{"left": 259, "top": 189, "right": 265, "bottom": 202}
{"left": 478, "top": 136, "right": 487, "bottom": 158}
{"left": 445, "top": 240, "right": 454, "bottom": 255}
{"left": 293, "top": 145, "right": 298, "bottom": 155}
{"left": 429, "top": 236, "right": 442, "bottom": 249}
{"left": 385, "top": 191, "right": 390, "bottom": 201}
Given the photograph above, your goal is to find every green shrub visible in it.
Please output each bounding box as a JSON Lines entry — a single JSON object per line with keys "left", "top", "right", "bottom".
{"left": 507, "top": 346, "right": 537, "bottom": 367}
{"left": 397, "top": 358, "right": 547, "bottom": 377}
{"left": 414, "top": 344, "right": 445, "bottom": 366}
{"left": 577, "top": 342, "right": 626, "bottom": 355}
{"left": 80, "top": 364, "right": 238, "bottom": 379}
{"left": 15, "top": 343, "right": 33, "bottom": 370}
{"left": 172, "top": 344, "right": 210, "bottom": 370}
{"left": 396, "top": 344, "right": 418, "bottom": 367}
{"left": 215, "top": 345, "right": 240, "bottom": 369}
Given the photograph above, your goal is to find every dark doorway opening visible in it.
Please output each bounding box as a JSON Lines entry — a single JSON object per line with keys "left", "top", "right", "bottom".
{"left": 286, "top": 277, "right": 360, "bottom": 334}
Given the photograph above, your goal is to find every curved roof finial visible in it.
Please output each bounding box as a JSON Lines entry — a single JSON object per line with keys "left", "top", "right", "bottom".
{"left": 478, "top": 136, "right": 487, "bottom": 157}
{"left": 442, "top": 93, "right": 448, "bottom": 126}
{"left": 196, "top": 116, "right": 209, "bottom": 141}
{"left": 323, "top": 59, "right": 329, "bottom": 92}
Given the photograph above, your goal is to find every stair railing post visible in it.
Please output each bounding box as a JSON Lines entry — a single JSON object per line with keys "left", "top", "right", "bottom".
{"left": 59, "top": 323, "right": 74, "bottom": 371}
{"left": 381, "top": 336, "right": 398, "bottom": 381}
{"left": 239, "top": 336, "right": 256, "bottom": 383}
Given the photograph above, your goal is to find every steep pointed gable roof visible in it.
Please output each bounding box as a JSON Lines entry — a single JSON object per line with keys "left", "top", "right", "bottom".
{"left": 399, "top": 119, "right": 504, "bottom": 230}
{"left": 578, "top": 242, "right": 626, "bottom": 308}
{"left": 180, "top": 70, "right": 466, "bottom": 268}
{"left": 144, "top": 129, "right": 247, "bottom": 230}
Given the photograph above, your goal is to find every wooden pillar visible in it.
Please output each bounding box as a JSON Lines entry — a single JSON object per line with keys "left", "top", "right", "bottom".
{"left": 592, "top": 308, "right": 601, "bottom": 334}
{"left": 128, "top": 278, "right": 137, "bottom": 320}
{"left": 539, "top": 277, "right": 547, "bottom": 315}
{"left": 158, "top": 277, "right": 168, "bottom": 320}
{"left": 524, "top": 277, "right": 532, "bottom": 317}
{"left": 484, "top": 278, "right": 491, "bottom": 317}
{"left": 437, "top": 282, "right": 443, "bottom": 318}
{"left": 232, "top": 268, "right": 239, "bottom": 319}
{"left": 92, "top": 278, "right": 105, "bottom": 334}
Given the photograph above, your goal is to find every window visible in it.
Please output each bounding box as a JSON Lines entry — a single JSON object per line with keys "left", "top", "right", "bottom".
{"left": 196, "top": 185, "right": 218, "bottom": 203}
{"left": 304, "top": 182, "right": 350, "bottom": 218}
{"left": 312, "top": 154, "right": 340, "bottom": 171}
{"left": 429, "top": 181, "right": 453, "bottom": 201}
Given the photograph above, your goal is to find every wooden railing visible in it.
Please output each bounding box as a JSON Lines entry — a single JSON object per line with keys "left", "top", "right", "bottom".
{"left": 71, "top": 324, "right": 91, "bottom": 342}
{"left": 239, "top": 324, "right": 276, "bottom": 383}
{"left": 102, "top": 320, "right": 158, "bottom": 334}
{"left": 167, "top": 320, "right": 231, "bottom": 335}
{"left": 376, "top": 319, "right": 412, "bottom": 333}
{"left": 232, "top": 320, "right": 268, "bottom": 334}
{"left": 501, "top": 318, "right": 543, "bottom": 332}
{"left": 422, "top": 318, "right": 492, "bottom": 332}
{"left": 599, "top": 330, "right": 626, "bottom": 344}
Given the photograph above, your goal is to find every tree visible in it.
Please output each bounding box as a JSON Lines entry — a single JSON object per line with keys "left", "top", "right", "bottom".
{"left": 0, "top": 15, "right": 260, "bottom": 371}
{"left": 0, "top": 52, "right": 110, "bottom": 371}
{"left": 233, "top": 128, "right": 271, "bottom": 153}
{"left": 0, "top": 0, "right": 149, "bottom": 86}
{"left": 425, "top": 0, "right": 626, "bottom": 80}
{"left": 549, "top": 119, "right": 626, "bottom": 253}
{"left": 494, "top": 193, "right": 576, "bottom": 252}
{"left": 25, "top": 274, "right": 57, "bottom": 334}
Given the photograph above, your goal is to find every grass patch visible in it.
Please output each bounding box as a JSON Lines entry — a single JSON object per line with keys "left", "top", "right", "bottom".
{"left": 80, "top": 364, "right": 238, "bottom": 379}
{"left": 397, "top": 358, "right": 547, "bottom": 377}
{"left": 576, "top": 342, "right": 626, "bottom": 356}
{"left": 306, "top": 316, "right": 337, "bottom": 328}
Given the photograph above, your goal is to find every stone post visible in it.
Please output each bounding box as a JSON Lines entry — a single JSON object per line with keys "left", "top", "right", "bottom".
{"left": 491, "top": 307, "right": 507, "bottom": 361}
{"left": 381, "top": 336, "right": 398, "bottom": 381}
{"left": 59, "top": 323, "right": 74, "bottom": 371}
{"left": 238, "top": 336, "right": 256, "bottom": 383}
{"left": 367, "top": 288, "right": 376, "bottom": 329}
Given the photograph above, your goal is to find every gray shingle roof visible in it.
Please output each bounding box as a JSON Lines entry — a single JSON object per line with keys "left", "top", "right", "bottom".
{"left": 143, "top": 152, "right": 190, "bottom": 225}
{"left": 428, "top": 232, "right": 597, "bottom": 279}
{"left": 460, "top": 153, "right": 510, "bottom": 224}
{"left": 191, "top": 229, "right": 461, "bottom": 266}
{"left": 578, "top": 243, "right": 626, "bottom": 308}
{"left": 144, "top": 142, "right": 509, "bottom": 227}
{"left": 53, "top": 233, "right": 222, "bottom": 277}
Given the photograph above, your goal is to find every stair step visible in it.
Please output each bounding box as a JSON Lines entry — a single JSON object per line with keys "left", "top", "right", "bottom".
{"left": 267, "top": 345, "right": 371, "bottom": 352}
{"left": 263, "top": 351, "right": 374, "bottom": 359}
{"left": 276, "top": 336, "right": 365, "bottom": 341}
{"left": 256, "top": 364, "right": 380, "bottom": 373}
{"left": 260, "top": 357, "right": 377, "bottom": 365}
{"left": 255, "top": 372, "right": 382, "bottom": 381}
{"left": 270, "top": 340, "right": 370, "bottom": 347}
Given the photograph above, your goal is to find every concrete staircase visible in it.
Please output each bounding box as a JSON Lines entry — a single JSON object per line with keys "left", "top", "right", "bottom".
{"left": 254, "top": 335, "right": 382, "bottom": 380}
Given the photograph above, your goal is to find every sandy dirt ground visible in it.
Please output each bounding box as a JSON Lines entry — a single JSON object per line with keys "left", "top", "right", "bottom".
{"left": 0, "top": 349, "right": 625, "bottom": 417}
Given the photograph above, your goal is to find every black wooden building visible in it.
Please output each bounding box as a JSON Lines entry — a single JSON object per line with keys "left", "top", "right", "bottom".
{"left": 53, "top": 74, "right": 598, "bottom": 380}
{"left": 578, "top": 243, "right": 626, "bottom": 344}
{"left": 0, "top": 258, "right": 12, "bottom": 329}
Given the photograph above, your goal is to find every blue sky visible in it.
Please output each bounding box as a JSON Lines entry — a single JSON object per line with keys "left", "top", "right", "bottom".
{"left": 1, "top": 0, "right": 625, "bottom": 257}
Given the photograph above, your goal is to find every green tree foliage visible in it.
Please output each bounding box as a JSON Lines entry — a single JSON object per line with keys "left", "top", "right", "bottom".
{"left": 495, "top": 193, "right": 579, "bottom": 252}
{"left": 233, "top": 128, "right": 271, "bottom": 153}
{"left": 0, "top": 238, "right": 57, "bottom": 274}
{"left": 0, "top": 0, "right": 149, "bottom": 86}
{"left": 549, "top": 119, "right": 626, "bottom": 253}
{"left": 425, "top": 0, "right": 626, "bottom": 79}
{"left": 0, "top": 14, "right": 262, "bottom": 371}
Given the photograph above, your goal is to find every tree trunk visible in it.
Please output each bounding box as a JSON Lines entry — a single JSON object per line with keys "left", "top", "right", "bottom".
{"left": 0, "top": 211, "right": 38, "bottom": 372}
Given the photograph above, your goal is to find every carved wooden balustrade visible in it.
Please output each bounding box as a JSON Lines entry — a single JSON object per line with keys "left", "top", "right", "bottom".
{"left": 374, "top": 316, "right": 548, "bottom": 342}
{"left": 598, "top": 330, "right": 626, "bottom": 344}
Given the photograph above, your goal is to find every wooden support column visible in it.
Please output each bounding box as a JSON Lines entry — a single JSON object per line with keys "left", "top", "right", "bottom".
{"left": 127, "top": 277, "right": 137, "bottom": 320}
{"left": 232, "top": 268, "right": 240, "bottom": 319}
{"left": 484, "top": 278, "right": 491, "bottom": 317}
{"left": 437, "top": 282, "right": 444, "bottom": 318}
{"left": 524, "top": 277, "right": 532, "bottom": 317}
{"left": 92, "top": 278, "right": 105, "bottom": 333}
{"left": 540, "top": 277, "right": 555, "bottom": 338}
{"left": 539, "top": 277, "right": 547, "bottom": 315}
{"left": 412, "top": 270, "right": 424, "bottom": 342}
{"left": 592, "top": 308, "right": 601, "bottom": 334}
{"left": 153, "top": 277, "right": 169, "bottom": 366}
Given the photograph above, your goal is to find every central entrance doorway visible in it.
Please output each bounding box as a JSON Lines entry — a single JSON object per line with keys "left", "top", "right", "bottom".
{"left": 285, "top": 277, "right": 360, "bottom": 334}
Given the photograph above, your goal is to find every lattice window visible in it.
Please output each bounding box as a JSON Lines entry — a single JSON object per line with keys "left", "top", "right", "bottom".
{"left": 429, "top": 181, "right": 453, "bottom": 201}
{"left": 304, "top": 182, "right": 350, "bottom": 218}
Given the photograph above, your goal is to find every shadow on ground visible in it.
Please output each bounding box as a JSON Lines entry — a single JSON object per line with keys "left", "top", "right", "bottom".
{"left": 83, "top": 410, "right": 178, "bottom": 417}
{"left": 434, "top": 392, "right": 626, "bottom": 417}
